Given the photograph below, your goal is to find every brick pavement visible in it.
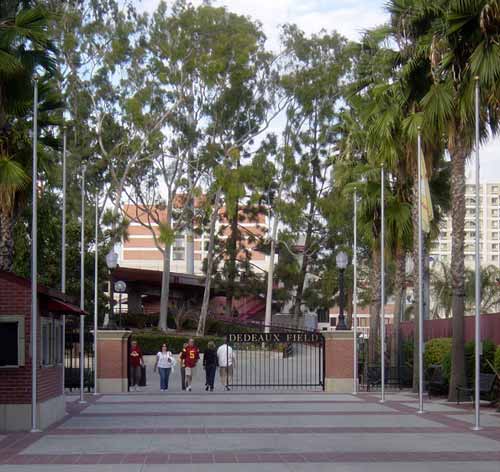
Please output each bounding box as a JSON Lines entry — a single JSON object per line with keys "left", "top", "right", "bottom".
{"left": 0, "top": 391, "right": 499, "bottom": 471}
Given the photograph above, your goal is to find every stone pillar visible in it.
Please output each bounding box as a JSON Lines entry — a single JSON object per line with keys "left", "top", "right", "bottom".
{"left": 324, "top": 331, "right": 355, "bottom": 393}
{"left": 96, "top": 330, "right": 131, "bottom": 393}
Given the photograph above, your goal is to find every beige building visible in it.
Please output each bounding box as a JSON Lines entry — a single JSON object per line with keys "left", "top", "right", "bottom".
{"left": 119, "top": 204, "right": 271, "bottom": 275}
{"left": 430, "top": 181, "right": 500, "bottom": 267}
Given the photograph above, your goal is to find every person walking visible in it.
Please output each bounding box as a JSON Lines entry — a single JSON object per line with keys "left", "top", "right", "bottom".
{"left": 154, "top": 343, "right": 175, "bottom": 391}
{"left": 129, "top": 340, "right": 144, "bottom": 392}
{"left": 180, "top": 338, "right": 199, "bottom": 392}
{"left": 203, "top": 341, "right": 218, "bottom": 392}
{"left": 179, "top": 342, "right": 188, "bottom": 391}
{"left": 217, "top": 341, "right": 235, "bottom": 391}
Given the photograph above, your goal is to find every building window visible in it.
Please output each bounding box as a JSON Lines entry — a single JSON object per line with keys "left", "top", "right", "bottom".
{"left": 41, "top": 317, "right": 63, "bottom": 367}
{"left": 492, "top": 209, "right": 499, "bottom": 217}
{"left": 492, "top": 197, "right": 498, "bottom": 205}
{"left": 493, "top": 244, "right": 499, "bottom": 251}
{"left": 0, "top": 315, "right": 25, "bottom": 367}
{"left": 329, "top": 317, "right": 337, "bottom": 327}
{"left": 493, "top": 221, "right": 499, "bottom": 229}
{"left": 492, "top": 232, "right": 499, "bottom": 239}
{"left": 492, "top": 186, "right": 498, "bottom": 193}
{"left": 172, "top": 237, "right": 185, "bottom": 261}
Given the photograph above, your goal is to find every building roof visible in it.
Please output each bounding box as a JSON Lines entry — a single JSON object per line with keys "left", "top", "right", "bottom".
{"left": 0, "top": 271, "right": 86, "bottom": 316}
{"left": 113, "top": 266, "right": 206, "bottom": 288}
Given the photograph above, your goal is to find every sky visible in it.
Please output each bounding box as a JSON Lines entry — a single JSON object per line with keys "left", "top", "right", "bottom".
{"left": 136, "top": 0, "right": 500, "bottom": 182}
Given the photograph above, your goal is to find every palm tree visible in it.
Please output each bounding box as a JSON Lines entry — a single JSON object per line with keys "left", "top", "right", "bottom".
{"left": 0, "top": 2, "right": 58, "bottom": 271}
{"left": 404, "top": 0, "right": 500, "bottom": 401}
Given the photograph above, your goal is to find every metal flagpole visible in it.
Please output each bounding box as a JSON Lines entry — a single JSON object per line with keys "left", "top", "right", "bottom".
{"left": 79, "top": 167, "right": 86, "bottom": 404}
{"left": 353, "top": 190, "right": 358, "bottom": 394}
{"left": 417, "top": 128, "right": 424, "bottom": 414}
{"left": 380, "top": 165, "right": 385, "bottom": 403}
{"left": 94, "top": 191, "right": 99, "bottom": 395}
{"left": 473, "top": 76, "right": 481, "bottom": 431}
{"left": 30, "top": 77, "right": 40, "bottom": 433}
{"left": 61, "top": 129, "right": 67, "bottom": 398}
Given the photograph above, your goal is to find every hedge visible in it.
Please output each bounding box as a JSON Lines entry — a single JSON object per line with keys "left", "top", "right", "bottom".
{"left": 131, "top": 332, "right": 225, "bottom": 355}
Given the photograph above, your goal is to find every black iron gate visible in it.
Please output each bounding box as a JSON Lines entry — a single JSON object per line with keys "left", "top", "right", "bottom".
{"left": 64, "top": 321, "right": 94, "bottom": 392}
{"left": 225, "top": 327, "right": 325, "bottom": 390}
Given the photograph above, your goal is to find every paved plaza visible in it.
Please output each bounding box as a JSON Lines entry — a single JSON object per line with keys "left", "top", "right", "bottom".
{"left": 0, "top": 388, "right": 499, "bottom": 471}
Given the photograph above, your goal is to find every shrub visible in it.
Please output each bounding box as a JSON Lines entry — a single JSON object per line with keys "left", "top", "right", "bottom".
{"left": 464, "top": 339, "right": 496, "bottom": 382}
{"left": 131, "top": 332, "right": 225, "bottom": 355}
{"left": 494, "top": 346, "right": 500, "bottom": 373}
{"left": 423, "top": 338, "right": 452, "bottom": 369}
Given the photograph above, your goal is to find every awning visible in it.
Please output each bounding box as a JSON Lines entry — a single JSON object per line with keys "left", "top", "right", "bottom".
{"left": 47, "top": 299, "right": 86, "bottom": 316}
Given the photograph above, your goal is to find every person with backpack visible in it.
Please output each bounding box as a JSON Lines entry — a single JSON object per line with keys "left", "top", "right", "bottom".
{"left": 178, "top": 342, "right": 188, "bottom": 391}
{"left": 180, "top": 338, "right": 199, "bottom": 392}
{"left": 203, "top": 341, "right": 218, "bottom": 392}
{"left": 154, "top": 343, "right": 175, "bottom": 391}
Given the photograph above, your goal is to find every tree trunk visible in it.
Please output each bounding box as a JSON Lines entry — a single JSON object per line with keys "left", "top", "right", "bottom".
{"left": 368, "top": 247, "right": 381, "bottom": 365}
{"left": 264, "top": 216, "right": 278, "bottom": 332}
{"left": 391, "top": 246, "right": 405, "bottom": 370}
{"left": 0, "top": 212, "right": 15, "bottom": 272}
{"left": 185, "top": 167, "right": 195, "bottom": 274}
{"left": 448, "top": 141, "right": 467, "bottom": 402}
{"left": 225, "top": 196, "right": 239, "bottom": 317}
{"left": 158, "top": 211, "right": 173, "bottom": 332}
{"left": 197, "top": 189, "right": 222, "bottom": 336}
{"left": 292, "top": 208, "right": 315, "bottom": 328}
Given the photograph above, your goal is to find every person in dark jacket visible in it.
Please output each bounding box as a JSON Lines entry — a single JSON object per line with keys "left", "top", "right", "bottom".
{"left": 203, "top": 341, "right": 218, "bottom": 392}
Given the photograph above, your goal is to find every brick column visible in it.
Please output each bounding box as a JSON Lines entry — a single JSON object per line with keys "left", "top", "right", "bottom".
{"left": 96, "top": 330, "right": 131, "bottom": 393}
{"left": 324, "top": 331, "right": 355, "bottom": 393}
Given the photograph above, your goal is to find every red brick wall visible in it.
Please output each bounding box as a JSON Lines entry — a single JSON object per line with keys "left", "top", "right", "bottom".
{"left": 0, "top": 277, "right": 63, "bottom": 404}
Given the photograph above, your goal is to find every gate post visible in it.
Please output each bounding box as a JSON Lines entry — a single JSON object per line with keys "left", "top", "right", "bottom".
{"left": 96, "top": 330, "right": 131, "bottom": 393}
{"left": 324, "top": 331, "right": 355, "bottom": 393}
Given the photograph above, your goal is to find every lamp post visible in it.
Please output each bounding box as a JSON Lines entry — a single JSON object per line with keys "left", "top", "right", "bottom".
{"left": 114, "top": 280, "right": 127, "bottom": 328}
{"left": 336, "top": 251, "right": 348, "bottom": 331}
{"left": 105, "top": 250, "right": 118, "bottom": 329}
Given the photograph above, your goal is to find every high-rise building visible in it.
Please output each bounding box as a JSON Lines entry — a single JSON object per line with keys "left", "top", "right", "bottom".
{"left": 430, "top": 181, "right": 500, "bottom": 267}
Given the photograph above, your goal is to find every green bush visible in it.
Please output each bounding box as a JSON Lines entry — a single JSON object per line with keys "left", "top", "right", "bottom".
{"left": 465, "top": 339, "right": 496, "bottom": 382}
{"left": 494, "top": 346, "right": 500, "bottom": 373}
{"left": 132, "top": 332, "right": 225, "bottom": 355}
{"left": 423, "top": 338, "right": 452, "bottom": 369}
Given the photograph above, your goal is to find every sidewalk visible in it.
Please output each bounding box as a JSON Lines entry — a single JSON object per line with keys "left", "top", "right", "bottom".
{"left": 0, "top": 389, "right": 499, "bottom": 471}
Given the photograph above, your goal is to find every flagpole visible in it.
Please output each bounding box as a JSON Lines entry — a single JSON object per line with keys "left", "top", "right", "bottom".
{"left": 30, "top": 77, "right": 40, "bottom": 433}
{"left": 61, "top": 129, "right": 67, "bottom": 399}
{"left": 417, "top": 128, "right": 424, "bottom": 414}
{"left": 94, "top": 191, "right": 99, "bottom": 395}
{"left": 380, "top": 165, "right": 385, "bottom": 403}
{"left": 473, "top": 76, "right": 481, "bottom": 431}
{"left": 353, "top": 189, "right": 358, "bottom": 395}
{"left": 79, "top": 167, "right": 86, "bottom": 404}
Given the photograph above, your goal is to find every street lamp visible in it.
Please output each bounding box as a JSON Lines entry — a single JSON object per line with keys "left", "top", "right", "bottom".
{"left": 105, "top": 250, "right": 118, "bottom": 329}
{"left": 114, "top": 280, "right": 127, "bottom": 328}
{"left": 336, "top": 251, "right": 349, "bottom": 330}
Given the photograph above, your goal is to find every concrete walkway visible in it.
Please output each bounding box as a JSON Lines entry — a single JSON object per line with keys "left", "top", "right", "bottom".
{"left": 0, "top": 390, "right": 499, "bottom": 471}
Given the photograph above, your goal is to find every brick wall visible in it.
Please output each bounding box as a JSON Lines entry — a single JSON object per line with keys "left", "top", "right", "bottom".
{"left": 0, "top": 277, "right": 63, "bottom": 404}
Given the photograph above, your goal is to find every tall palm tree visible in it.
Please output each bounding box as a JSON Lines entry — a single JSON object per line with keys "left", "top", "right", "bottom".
{"left": 0, "top": 2, "right": 58, "bottom": 271}
{"left": 407, "top": 0, "right": 500, "bottom": 400}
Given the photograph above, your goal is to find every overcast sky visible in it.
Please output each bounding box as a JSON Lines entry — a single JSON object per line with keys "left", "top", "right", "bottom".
{"left": 137, "top": 0, "right": 500, "bottom": 182}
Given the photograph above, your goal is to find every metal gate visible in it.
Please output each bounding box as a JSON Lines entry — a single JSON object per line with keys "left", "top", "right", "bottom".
{"left": 64, "top": 321, "right": 94, "bottom": 392}
{"left": 225, "top": 327, "right": 325, "bottom": 390}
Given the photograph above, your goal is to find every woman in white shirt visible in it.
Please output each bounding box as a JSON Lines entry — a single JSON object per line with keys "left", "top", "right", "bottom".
{"left": 154, "top": 343, "right": 175, "bottom": 391}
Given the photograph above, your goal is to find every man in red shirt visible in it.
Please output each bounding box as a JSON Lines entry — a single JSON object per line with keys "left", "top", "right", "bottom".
{"left": 180, "top": 338, "right": 199, "bottom": 392}
{"left": 129, "top": 340, "right": 144, "bottom": 392}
